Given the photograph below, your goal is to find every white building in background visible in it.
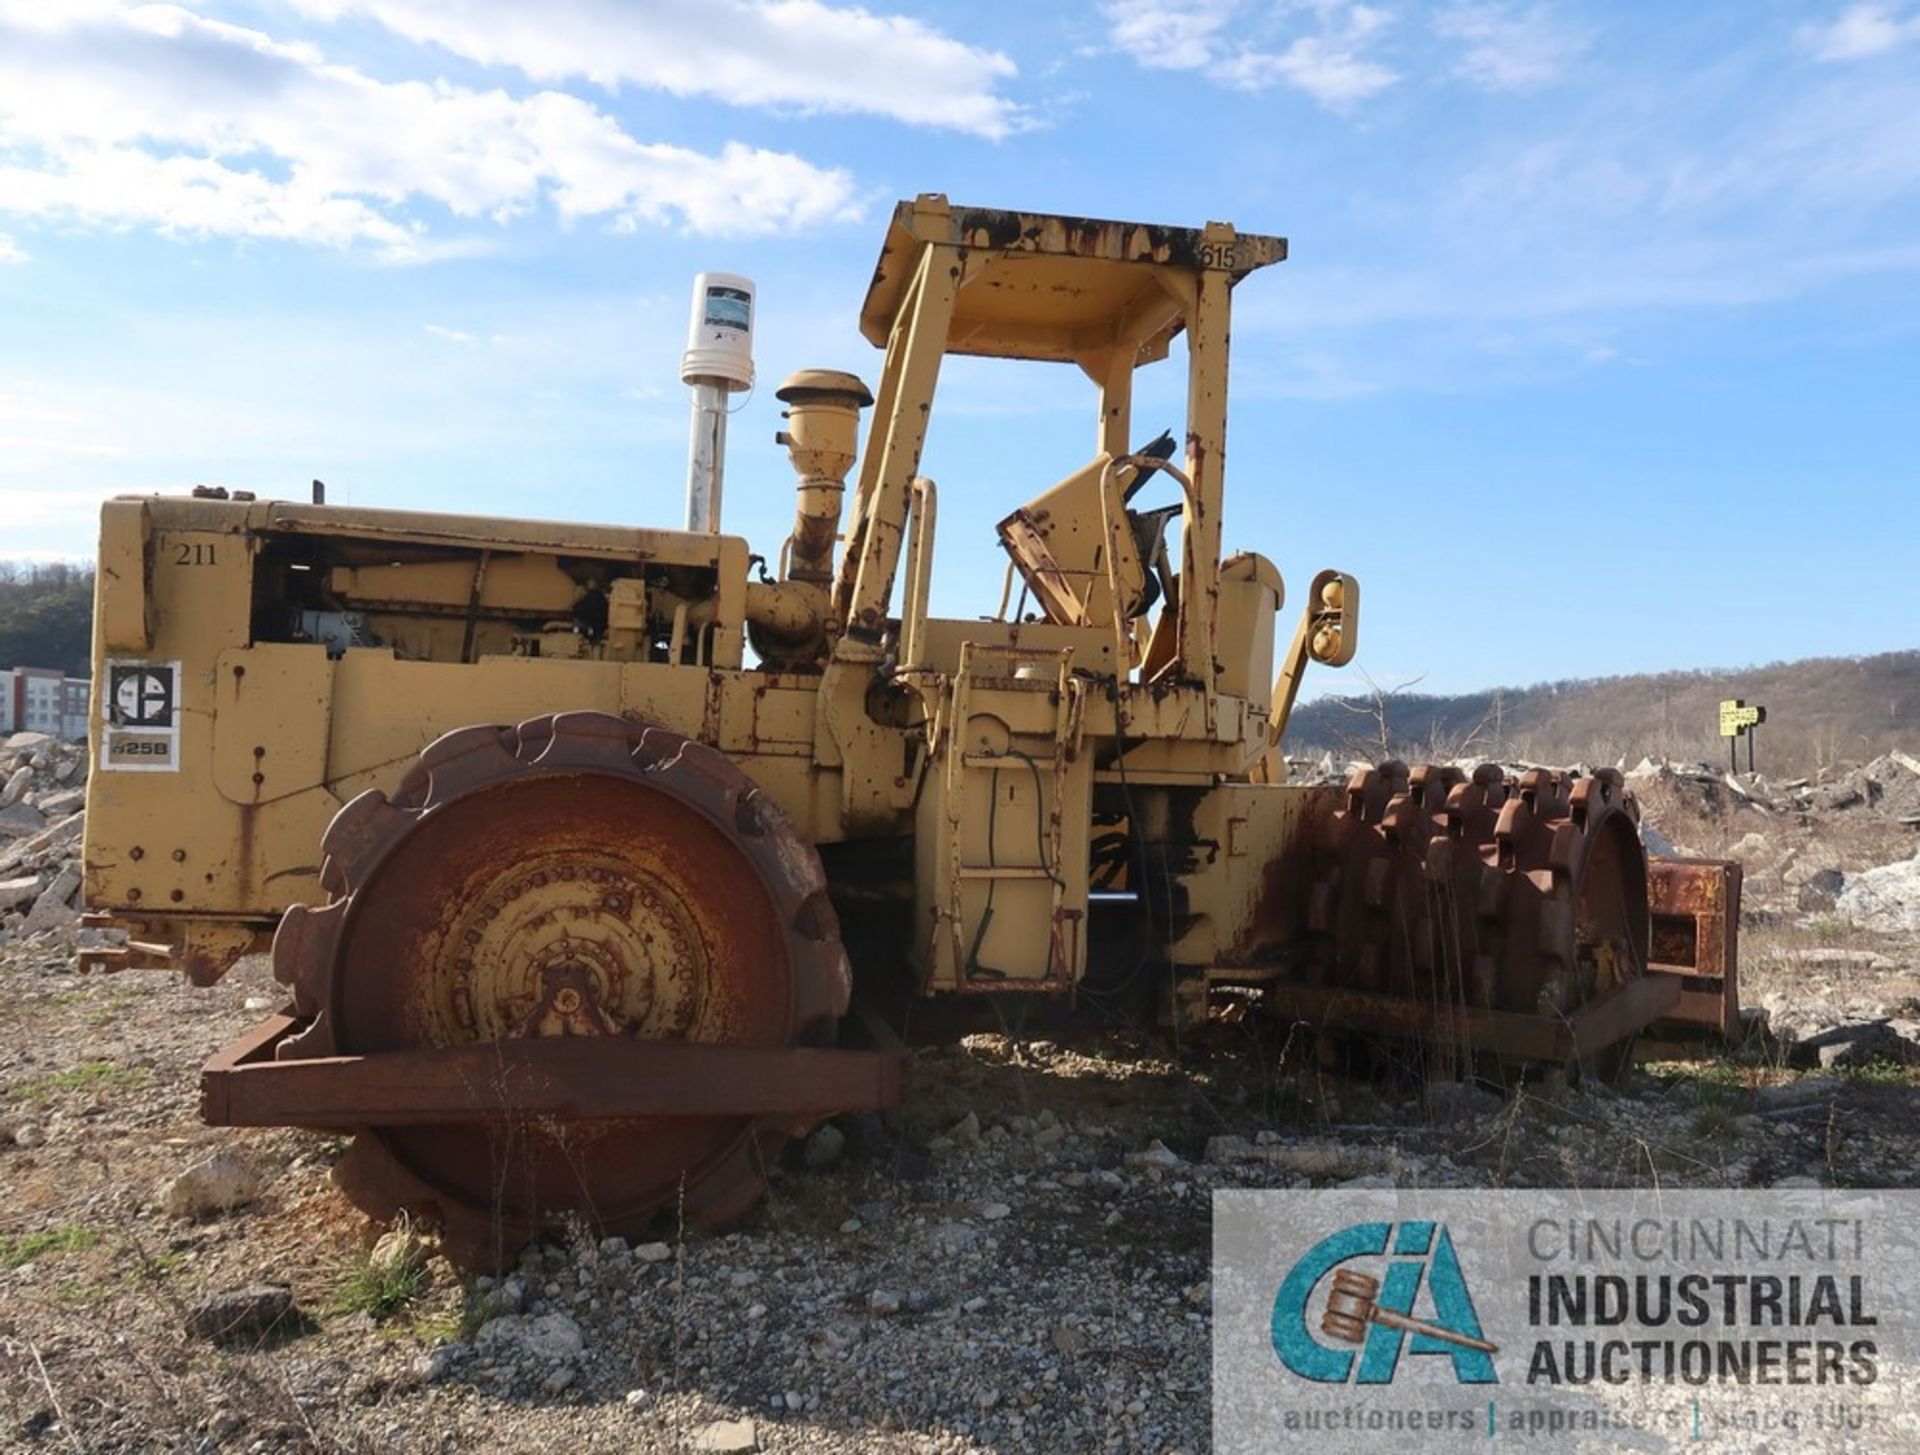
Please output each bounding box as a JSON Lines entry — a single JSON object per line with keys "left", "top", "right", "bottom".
{"left": 3, "top": 667, "right": 90, "bottom": 739}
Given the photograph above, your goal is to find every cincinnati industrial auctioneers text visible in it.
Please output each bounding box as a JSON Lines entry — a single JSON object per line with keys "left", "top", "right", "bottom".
{"left": 1522, "top": 1215, "right": 1878, "bottom": 1387}
{"left": 1214, "top": 1192, "right": 1920, "bottom": 1454}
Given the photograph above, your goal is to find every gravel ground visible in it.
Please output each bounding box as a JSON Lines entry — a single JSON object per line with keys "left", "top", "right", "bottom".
{"left": 2, "top": 765, "right": 1918, "bottom": 1453}
{"left": 3, "top": 927, "right": 1919, "bottom": 1453}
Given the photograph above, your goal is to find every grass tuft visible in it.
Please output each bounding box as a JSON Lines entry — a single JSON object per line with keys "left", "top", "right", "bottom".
{"left": 1690, "top": 1101, "right": 1745, "bottom": 1141}
{"left": 7, "top": 1061, "right": 148, "bottom": 1103}
{"left": 0, "top": 1224, "right": 101, "bottom": 1269}
{"left": 330, "top": 1247, "right": 428, "bottom": 1322}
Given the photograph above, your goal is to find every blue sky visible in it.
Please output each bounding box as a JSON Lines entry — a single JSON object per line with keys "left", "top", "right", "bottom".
{"left": 0, "top": 0, "right": 1915, "bottom": 694}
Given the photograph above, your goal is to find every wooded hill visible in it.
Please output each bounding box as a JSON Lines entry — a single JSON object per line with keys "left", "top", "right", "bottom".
{"left": 0, "top": 562, "right": 94, "bottom": 678}
{"left": 1285, "top": 651, "right": 1920, "bottom": 776}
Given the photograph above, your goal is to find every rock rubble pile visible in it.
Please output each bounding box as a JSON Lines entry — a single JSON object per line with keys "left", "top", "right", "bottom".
{"left": 0, "top": 730, "right": 88, "bottom": 952}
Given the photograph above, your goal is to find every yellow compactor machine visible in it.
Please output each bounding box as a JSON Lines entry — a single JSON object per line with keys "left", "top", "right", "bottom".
{"left": 82, "top": 197, "right": 1739, "bottom": 1265}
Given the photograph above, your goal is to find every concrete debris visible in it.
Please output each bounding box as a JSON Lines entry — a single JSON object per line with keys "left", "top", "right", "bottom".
{"left": 1836, "top": 854, "right": 1920, "bottom": 935}
{"left": 1205, "top": 1134, "right": 1255, "bottom": 1165}
{"left": 21, "top": 863, "right": 82, "bottom": 936}
{"left": 1780, "top": 948, "right": 1894, "bottom": 974}
{"left": 161, "top": 1149, "right": 263, "bottom": 1218}
{"left": 0, "top": 764, "right": 34, "bottom": 808}
{"left": 0, "top": 801, "right": 45, "bottom": 838}
{"left": 691, "top": 1419, "right": 759, "bottom": 1453}
{"left": 414, "top": 1346, "right": 463, "bottom": 1384}
{"left": 1787, "top": 864, "right": 1846, "bottom": 911}
{"left": 803, "top": 1123, "right": 846, "bottom": 1171}
{"left": 1257, "top": 1143, "right": 1400, "bottom": 1180}
{"left": 1794, "top": 1020, "right": 1920, "bottom": 1070}
{"left": 474, "top": 1312, "right": 585, "bottom": 1364}
{"left": 1425, "top": 1081, "right": 1505, "bottom": 1125}
{"left": 186, "top": 1284, "right": 296, "bottom": 1346}
{"left": 1123, "top": 1139, "right": 1183, "bottom": 1173}
{"left": 1761, "top": 991, "right": 1920, "bottom": 1070}
{"left": 1626, "top": 751, "right": 1920, "bottom": 825}
{"left": 0, "top": 731, "right": 91, "bottom": 954}
{"left": 1756, "top": 1078, "right": 1844, "bottom": 1110}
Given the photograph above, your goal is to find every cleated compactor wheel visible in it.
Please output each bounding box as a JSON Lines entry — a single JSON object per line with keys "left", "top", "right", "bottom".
{"left": 268, "top": 712, "right": 852, "bottom": 1267}
{"left": 1297, "top": 761, "right": 1653, "bottom": 1084}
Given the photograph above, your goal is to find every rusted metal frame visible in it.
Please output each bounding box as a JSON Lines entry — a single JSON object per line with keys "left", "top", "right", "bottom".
{"left": 942, "top": 642, "right": 980, "bottom": 983}
{"left": 1259, "top": 972, "right": 1681, "bottom": 1066}
{"left": 1051, "top": 657, "right": 1088, "bottom": 994}
{"left": 458, "top": 549, "right": 492, "bottom": 664}
{"left": 831, "top": 253, "right": 919, "bottom": 631}
{"left": 204, "top": 1011, "right": 298, "bottom": 1073}
{"left": 1080, "top": 347, "right": 1135, "bottom": 463}
{"left": 1099, "top": 455, "right": 1143, "bottom": 707}
{"left": 886, "top": 198, "right": 1287, "bottom": 274}
{"left": 898, "top": 477, "right": 938, "bottom": 672}
{"left": 1180, "top": 267, "right": 1228, "bottom": 705}
{"left": 842, "top": 244, "right": 959, "bottom": 642}
{"left": 201, "top": 1015, "right": 906, "bottom": 1128}
{"left": 1070, "top": 267, "right": 1192, "bottom": 453}
{"left": 1646, "top": 858, "right": 1743, "bottom": 1041}
{"left": 1088, "top": 284, "right": 1188, "bottom": 355}
{"left": 1265, "top": 607, "right": 1319, "bottom": 761}
{"left": 1038, "top": 649, "right": 1086, "bottom": 995}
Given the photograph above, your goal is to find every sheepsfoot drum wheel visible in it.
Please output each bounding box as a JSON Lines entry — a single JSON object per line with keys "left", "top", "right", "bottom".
{"left": 1283, "top": 763, "right": 1667, "bottom": 1087}
{"left": 246, "top": 712, "right": 866, "bottom": 1269}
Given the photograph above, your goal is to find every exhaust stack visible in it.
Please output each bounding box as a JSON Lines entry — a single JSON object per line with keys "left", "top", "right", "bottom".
{"left": 680, "top": 272, "right": 756, "bottom": 533}
{"left": 741, "top": 368, "right": 872, "bottom": 669}
{"left": 774, "top": 370, "right": 873, "bottom": 585}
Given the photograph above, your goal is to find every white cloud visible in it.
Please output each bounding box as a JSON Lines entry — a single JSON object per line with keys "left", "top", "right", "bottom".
{"left": 0, "top": 232, "right": 24, "bottom": 263}
{"left": 1434, "top": 4, "right": 1586, "bottom": 90}
{"left": 1103, "top": 0, "right": 1397, "bottom": 107}
{"left": 424, "top": 324, "right": 477, "bottom": 346}
{"left": 1800, "top": 2, "right": 1920, "bottom": 60}
{"left": 0, "top": 1, "right": 858, "bottom": 255}
{"left": 1104, "top": 0, "right": 1238, "bottom": 70}
{"left": 288, "top": 0, "right": 1023, "bottom": 138}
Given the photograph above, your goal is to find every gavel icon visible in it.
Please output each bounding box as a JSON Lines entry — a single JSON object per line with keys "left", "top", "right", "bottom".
{"left": 1321, "top": 1269, "right": 1499, "bottom": 1353}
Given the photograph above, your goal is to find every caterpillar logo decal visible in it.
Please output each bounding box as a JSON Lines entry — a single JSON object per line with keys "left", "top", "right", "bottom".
{"left": 101, "top": 660, "right": 181, "bottom": 772}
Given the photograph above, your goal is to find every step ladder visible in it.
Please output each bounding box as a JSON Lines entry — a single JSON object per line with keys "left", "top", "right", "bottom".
{"left": 926, "top": 642, "right": 1089, "bottom": 992}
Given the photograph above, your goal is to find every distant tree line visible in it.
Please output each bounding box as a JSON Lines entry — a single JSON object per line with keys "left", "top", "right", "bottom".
{"left": 1286, "top": 650, "right": 1920, "bottom": 776}
{"left": 0, "top": 561, "right": 95, "bottom": 677}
